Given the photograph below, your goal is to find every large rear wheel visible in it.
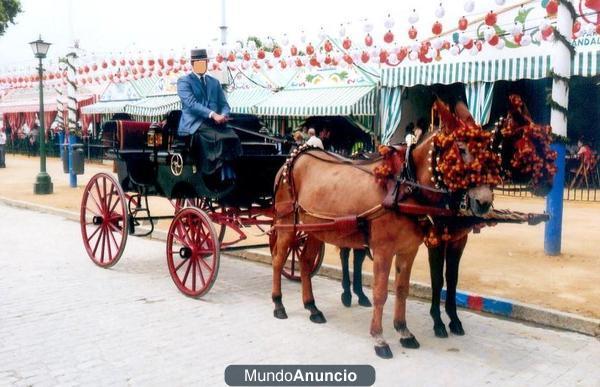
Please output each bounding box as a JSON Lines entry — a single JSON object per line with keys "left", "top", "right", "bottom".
{"left": 166, "top": 207, "right": 220, "bottom": 298}
{"left": 80, "top": 173, "right": 128, "bottom": 268}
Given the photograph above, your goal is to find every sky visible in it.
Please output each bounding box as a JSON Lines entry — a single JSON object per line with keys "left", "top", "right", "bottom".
{"left": 0, "top": 0, "right": 523, "bottom": 72}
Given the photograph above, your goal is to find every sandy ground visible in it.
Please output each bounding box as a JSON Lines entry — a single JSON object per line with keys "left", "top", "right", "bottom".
{"left": 1, "top": 153, "right": 598, "bottom": 319}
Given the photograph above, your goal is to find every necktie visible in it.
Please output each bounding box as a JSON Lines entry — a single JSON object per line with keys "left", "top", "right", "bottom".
{"left": 200, "top": 75, "right": 207, "bottom": 95}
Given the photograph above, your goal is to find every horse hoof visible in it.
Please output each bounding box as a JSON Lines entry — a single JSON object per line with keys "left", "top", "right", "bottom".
{"left": 356, "top": 294, "right": 372, "bottom": 308}
{"left": 341, "top": 292, "right": 352, "bottom": 307}
{"left": 374, "top": 344, "right": 393, "bottom": 359}
{"left": 309, "top": 311, "right": 327, "bottom": 324}
{"left": 400, "top": 336, "right": 420, "bottom": 349}
{"left": 434, "top": 324, "right": 448, "bottom": 338}
{"left": 449, "top": 321, "right": 465, "bottom": 336}
{"left": 273, "top": 308, "right": 288, "bottom": 320}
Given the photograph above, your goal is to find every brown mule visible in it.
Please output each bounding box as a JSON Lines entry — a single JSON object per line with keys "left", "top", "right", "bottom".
{"left": 270, "top": 103, "right": 495, "bottom": 359}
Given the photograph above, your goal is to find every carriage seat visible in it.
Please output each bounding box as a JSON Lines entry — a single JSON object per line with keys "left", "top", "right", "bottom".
{"left": 107, "top": 120, "right": 152, "bottom": 150}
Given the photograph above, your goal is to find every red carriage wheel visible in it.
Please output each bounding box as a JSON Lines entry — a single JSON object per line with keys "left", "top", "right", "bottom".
{"left": 80, "top": 173, "right": 128, "bottom": 268}
{"left": 166, "top": 207, "right": 220, "bottom": 298}
{"left": 269, "top": 231, "right": 325, "bottom": 282}
{"left": 171, "top": 197, "right": 209, "bottom": 212}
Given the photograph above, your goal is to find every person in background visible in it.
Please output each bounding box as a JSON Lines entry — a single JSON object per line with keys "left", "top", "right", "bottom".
{"left": 404, "top": 122, "right": 416, "bottom": 145}
{"left": 577, "top": 138, "right": 594, "bottom": 167}
{"left": 414, "top": 118, "right": 426, "bottom": 143}
{"left": 305, "top": 127, "right": 324, "bottom": 149}
{"left": 292, "top": 130, "right": 304, "bottom": 149}
{"left": 0, "top": 128, "right": 6, "bottom": 168}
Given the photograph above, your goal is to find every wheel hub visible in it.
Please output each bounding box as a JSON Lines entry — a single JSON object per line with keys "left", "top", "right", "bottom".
{"left": 179, "top": 247, "right": 193, "bottom": 259}
{"left": 92, "top": 216, "right": 103, "bottom": 225}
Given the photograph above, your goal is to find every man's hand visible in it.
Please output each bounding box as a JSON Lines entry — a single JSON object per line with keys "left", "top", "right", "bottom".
{"left": 212, "top": 113, "right": 229, "bottom": 125}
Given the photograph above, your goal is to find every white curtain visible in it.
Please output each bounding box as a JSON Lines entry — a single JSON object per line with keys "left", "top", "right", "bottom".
{"left": 380, "top": 86, "right": 404, "bottom": 144}
{"left": 465, "top": 82, "right": 495, "bottom": 126}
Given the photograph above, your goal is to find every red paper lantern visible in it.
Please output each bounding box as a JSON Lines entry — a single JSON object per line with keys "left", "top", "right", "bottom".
{"left": 120, "top": 59, "right": 126, "bottom": 66}
{"left": 360, "top": 51, "right": 370, "bottom": 63}
{"left": 228, "top": 52, "right": 236, "bottom": 61}
{"left": 290, "top": 45, "right": 298, "bottom": 56}
{"left": 243, "top": 51, "right": 251, "bottom": 61}
{"left": 343, "top": 54, "right": 353, "bottom": 64}
{"left": 514, "top": 33, "right": 523, "bottom": 45}
{"left": 384, "top": 30, "right": 394, "bottom": 43}
{"left": 309, "top": 56, "right": 320, "bottom": 67}
{"left": 273, "top": 47, "right": 282, "bottom": 58}
{"left": 129, "top": 59, "right": 135, "bottom": 66}
{"left": 397, "top": 47, "right": 408, "bottom": 62}
{"left": 324, "top": 40, "right": 333, "bottom": 52}
{"left": 216, "top": 53, "right": 224, "bottom": 63}
{"left": 257, "top": 49, "right": 266, "bottom": 59}
{"left": 91, "top": 63, "right": 98, "bottom": 71}
{"left": 102, "top": 61, "right": 108, "bottom": 69}
{"left": 408, "top": 26, "right": 418, "bottom": 40}
{"left": 295, "top": 57, "right": 303, "bottom": 67}
{"left": 167, "top": 58, "right": 174, "bottom": 67}
{"left": 306, "top": 43, "right": 314, "bottom": 55}
{"left": 342, "top": 38, "right": 352, "bottom": 50}
{"left": 280, "top": 60, "right": 287, "bottom": 69}
{"left": 324, "top": 54, "right": 332, "bottom": 65}
{"left": 485, "top": 11, "right": 497, "bottom": 26}
{"left": 546, "top": 0, "right": 558, "bottom": 16}
{"left": 458, "top": 16, "right": 468, "bottom": 31}
{"left": 432, "top": 21, "right": 443, "bottom": 36}
{"left": 573, "top": 21, "right": 581, "bottom": 34}
{"left": 84, "top": 65, "right": 90, "bottom": 73}
{"left": 488, "top": 35, "right": 499, "bottom": 46}
{"left": 542, "top": 26, "right": 554, "bottom": 40}
{"left": 379, "top": 49, "right": 389, "bottom": 63}
{"left": 364, "top": 33, "right": 373, "bottom": 47}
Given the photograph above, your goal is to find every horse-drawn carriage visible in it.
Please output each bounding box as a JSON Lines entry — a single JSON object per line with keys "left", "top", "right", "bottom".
{"left": 80, "top": 111, "right": 323, "bottom": 297}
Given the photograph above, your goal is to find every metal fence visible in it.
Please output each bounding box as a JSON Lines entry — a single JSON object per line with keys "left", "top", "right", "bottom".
{"left": 5, "top": 135, "right": 106, "bottom": 163}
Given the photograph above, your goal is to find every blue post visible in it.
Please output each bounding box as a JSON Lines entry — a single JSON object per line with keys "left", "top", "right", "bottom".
{"left": 58, "top": 131, "right": 65, "bottom": 159}
{"left": 544, "top": 143, "right": 566, "bottom": 255}
{"left": 68, "top": 133, "right": 77, "bottom": 188}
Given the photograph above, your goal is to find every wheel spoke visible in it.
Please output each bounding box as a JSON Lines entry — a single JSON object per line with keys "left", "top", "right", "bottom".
{"left": 88, "top": 192, "right": 103, "bottom": 215}
{"left": 181, "top": 258, "right": 193, "bottom": 285}
{"left": 197, "top": 259, "right": 206, "bottom": 288}
{"left": 191, "top": 259, "right": 197, "bottom": 291}
{"left": 92, "top": 226, "right": 104, "bottom": 256}
{"left": 198, "top": 256, "right": 213, "bottom": 272}
{"left": 94, "top": 180, "right": 105, "bottom": 213}
{"left": 107, "top": 226, "right": 119, "bottom": 253}
{"left": 109, "top": 196, "right": 122, "bottom": 215}
{"left": 174, "top": 257, "right": 187, "bottom": 272}
{"left": 86, "top": 225, "right": 102, "bottom": 243}
{"left": 100, "top": 226, "right": 107, "bottom": 263}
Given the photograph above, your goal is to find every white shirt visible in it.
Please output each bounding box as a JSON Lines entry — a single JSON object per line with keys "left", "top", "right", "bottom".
{"left": 305, "top": 135, "right": 324, "bottom": 149}
{"left": 405, "top": 133, "right": 416, "bottom": 145}
{"left": 0, "top": 131, "right": 6, "bottom": 145}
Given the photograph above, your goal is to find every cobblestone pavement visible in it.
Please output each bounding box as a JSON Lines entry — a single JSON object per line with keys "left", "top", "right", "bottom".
{"left": 0, "top": 203, "right": 598, "bottom": 386}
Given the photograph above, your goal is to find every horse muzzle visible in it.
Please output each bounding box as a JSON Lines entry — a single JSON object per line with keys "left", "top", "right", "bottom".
{"left": 467, "top": 185, "right": 494, "bottom": 216}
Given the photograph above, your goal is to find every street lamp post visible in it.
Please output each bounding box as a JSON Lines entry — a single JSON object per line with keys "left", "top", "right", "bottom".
{"left": 30, "top": 36, "right": 53, "bottom": 195}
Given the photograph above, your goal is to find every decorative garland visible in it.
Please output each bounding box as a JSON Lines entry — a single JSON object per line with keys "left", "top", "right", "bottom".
{"left": 497, "top": 94, "right": 558, "bottom": 189}
{"left": 546, "top": 92, "right": 570, "bottom": 117}
{"left": 373, "top": 145, "right": 398, "bottom": 185}
{"left": 432, "top": 99, "right": 502, "bottom": 191}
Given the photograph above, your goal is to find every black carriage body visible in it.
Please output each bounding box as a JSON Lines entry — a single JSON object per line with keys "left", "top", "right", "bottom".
{"left": 102, "top": 112, "right": 287, "bottom": 207}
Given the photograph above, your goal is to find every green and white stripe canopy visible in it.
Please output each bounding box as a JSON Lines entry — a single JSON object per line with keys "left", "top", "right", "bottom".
{"left": 254, "top": 86, "right": 376, "bottom": 116}
{"left": 81, "top": 100, "right": 131, "bottom": 115}
{"left": 572, "top": 50, "right": 600, "bottom": 77}
{"left": 381, "top": 55, "right": 552, "bottom": 87}
{"left": 124, "top": 94, "right": 181, "bottom": 118}
{"left": 227, "top": 88, "right": 273, "bottom": 114}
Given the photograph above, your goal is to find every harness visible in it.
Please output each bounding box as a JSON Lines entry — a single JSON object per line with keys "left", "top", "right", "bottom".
{"left": 273, "top": 143, "right": 462, "bottom": 250}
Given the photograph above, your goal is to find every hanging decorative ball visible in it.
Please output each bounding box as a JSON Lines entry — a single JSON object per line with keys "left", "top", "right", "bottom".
{"left": 363, "top": 33, "right": 373, "bottom": 47}
{"left": 542, "top": 26, "right": 554, "bottom": 40}
{"left": 458, "top": 16, "right": 469, "bottom": 31}
{"left": 432, "top": 21, "right": 443, "bottom": 36}
{"left": 256, "top": 49, "right": 265, "bottom": 60}
{"left": 514, "top": 33, "right": 523, "bottom": 45}
{"left": 295, "top": 57, "right": 303, "bottom": 67}
{"left": 384, "top": 14, "right": 395, "bottom": 29}
{"left": 379, "top": 49, "right": 389, "bottom": 63}
{"left": 215, "top": 53, "right": 224, "bottom": 63}
{"left": 485, "top": 11, "right": 497, "bottom": 26}
{"left": 384, "top": 30, "right": 394, "bottom": 43}
{"left": 520, "top": 33, "right": 532, "bottom": 46}
{"left": 343, "top": 54, "right": 353, "bottom": 64}
{"left": 408, "top": 26, "right": 418, "bottom": 40}
{"left": 338, "top": 24, "right": 346, "bottom": 37}
{"left": 323, "top": 40, "right": 333, "bottom": 52}
{"left": 435, "top": 3, "right": 445, "bottom": 18}
{"left": 463, "top": 38, "right": 474, "bottom": 49}
{"left": 324, "top": 54, "right": 332, "bottom": 65}
{"left": 573, "top": 21, "right": 582, "bottom": 35}
{"left": 408, "top": 9, "right": 419, "bottom": 24}
{"left": 488, "top": 35, "right": 499, "bottom": 46}
{"left": 464, "top": 0, "right": 475, "bottom": 13}
{"left": 342, "top": 37, "right": 352, "bottom": 50}
{"left": 306, "top": 43, "right": 315, "bottom": 55}
{"left": 280, "top": 59, "right": 287, "bottom": 69}
{"left": 396, "top": 47, "right": 408, "bottom": 62}
{"left": 361, "top": 51, "right": 370, "bottom": 63}
{"left": 290, "top": 45, "right": 298, "bottom": 56}
{"left": 273, "top": 47, "right": 282, "bottom": 58}
{"left": 363, "top": 19, "right": 374, "bottom": 33}
{"left": 281, "top": 34, "right": 289, "bottom": 47}
{"left": 243, "top": 51, "right": 251, "bottom": 61}
{"left": 309, "top": 56, "right": 320, "bottom": 67}
{"left": 546, "top": 0, "right": 558, "bottom": 17}
{"left": 496, "top": 0, "right": 506, "bottom": 5}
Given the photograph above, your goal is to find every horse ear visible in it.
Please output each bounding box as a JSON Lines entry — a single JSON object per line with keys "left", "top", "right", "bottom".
{"left": 433, "top": 98, "right": 460, "bottom": 134}
{"left": 454, "top": 101, "right": 474, "bottom": 124}
{"left": 508, "top": 94, "right": 533, "bottom": 124}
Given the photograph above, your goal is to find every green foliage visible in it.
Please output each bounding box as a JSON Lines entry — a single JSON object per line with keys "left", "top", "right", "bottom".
{"left": 514, "top": 7, "right": 533, "bottom": 24}
{"left": 0, "top": 0, "right": 22, "bottom": 36}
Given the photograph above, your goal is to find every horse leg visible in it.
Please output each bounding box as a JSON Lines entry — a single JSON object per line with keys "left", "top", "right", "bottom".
{"left": 393, "top": 249, "right": 420, "bottom": 349}
{"left": 445, "top": 236, "right": 468, "bottom": 336}
{"left": 340, "top": 247, "right": 352, "bottom": 307}
{"left": 301, "top": 237, "right": 327, "bottom": 324}
{"left": 428, "top": 243, "right": 448, "bottom": 338}
{"left": 272, "top": 230, "right": 293, "bottom": 320}
{"left": 370, "top": 253, "right": 394, "bottom": 359}
{"left": 353, "top": 248, "right": 372, "bottom": 307}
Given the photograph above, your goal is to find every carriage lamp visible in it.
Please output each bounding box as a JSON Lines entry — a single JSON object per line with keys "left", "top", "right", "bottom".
{"left": 30, "top": 35, "right": 53, "bottom": 194}
{"left": 147, "top": 124, "right": 163, "bottom": 147}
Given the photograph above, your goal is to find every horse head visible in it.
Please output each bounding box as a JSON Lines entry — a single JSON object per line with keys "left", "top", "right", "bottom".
{"left": 492, "top": 94, "right": 557, "bottom": 196}
{"left": 412, "top": 98, "right": 500, "bottom": 217}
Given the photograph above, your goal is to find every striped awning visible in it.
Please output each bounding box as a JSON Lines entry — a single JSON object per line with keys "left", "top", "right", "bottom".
{"left": 572, "top": 50, "right": 600, "bottom": 77}
{"left": 81, "top": 100, "right": 131, "bottom": 115}
{"left": 227, "top": 88, "right": 273, "bottom": 114}
{"left": 254, "top": 86, "right": 376, "bottom": 116}
{"left": 381, "top": 55, "right": 552, "bottom": 87}
{"left": 124, "top": 94, "right": 181, "bottom": 118}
